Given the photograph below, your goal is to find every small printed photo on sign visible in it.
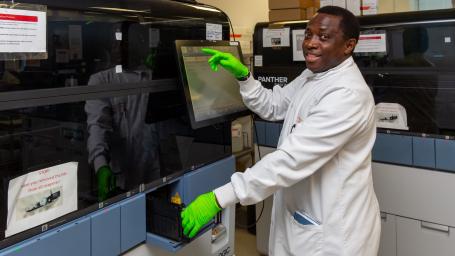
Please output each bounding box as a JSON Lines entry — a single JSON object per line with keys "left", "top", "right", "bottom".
{"left": 16, "top": 187, "right": 63, "bottom": 221}
{"left": 271, "top": 38, "right": 282, "bottom": 46}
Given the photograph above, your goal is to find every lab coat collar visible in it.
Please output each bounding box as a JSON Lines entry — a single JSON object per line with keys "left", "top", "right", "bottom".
{"left": 306, "top": 56, "right": 354, "bottom": 80}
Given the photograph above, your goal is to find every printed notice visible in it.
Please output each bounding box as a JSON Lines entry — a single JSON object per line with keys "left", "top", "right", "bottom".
{"left": 206, "top": 23, "right": 222, "bottom": 41}
{"left": 361, "top": 0, "right": 378, "bottom": 15}
{"left": 354, "top": 33, "right": 387, "bottom": 53}
{"left": 292, "top": 29, "right": 306, "bottom": 61}
{"left": 0, "top": 8, "right": 47, "bottom": 53}
{"left": 263, "top": 28, "right": 290, "bottom": 48}
{"left": 5, "top": 162, "right": 78, "bottom": 237}
{"left": 376, "top": 103, "right": 409, "bottom": 130}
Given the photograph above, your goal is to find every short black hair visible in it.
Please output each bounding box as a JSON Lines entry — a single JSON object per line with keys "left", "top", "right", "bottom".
{"left": 317, "top": 6, "right": 360, "bottom": 41}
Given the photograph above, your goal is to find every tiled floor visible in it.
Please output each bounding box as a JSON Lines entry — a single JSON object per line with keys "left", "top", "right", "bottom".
{"left": 234, "top": 228, "right": 262, "bottom": 256}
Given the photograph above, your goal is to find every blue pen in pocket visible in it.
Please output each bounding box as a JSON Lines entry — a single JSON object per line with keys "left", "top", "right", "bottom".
{"left": 293, "top": 211, "right": 321, "bottom": 226}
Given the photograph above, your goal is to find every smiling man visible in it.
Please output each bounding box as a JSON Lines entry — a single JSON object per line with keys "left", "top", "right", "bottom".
{"left": 181, "top": 6, "right": 381, "bottom": 256}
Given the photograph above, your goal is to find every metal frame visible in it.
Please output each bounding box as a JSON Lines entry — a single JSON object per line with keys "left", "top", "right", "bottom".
{"left": 0, "top": 79, "right": 177, "bottom": 111}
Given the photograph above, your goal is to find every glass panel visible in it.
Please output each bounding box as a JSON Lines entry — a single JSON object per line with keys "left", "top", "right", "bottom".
{"left": 0, "top": 5, "right": 227, "bottom": 91}
{"left": 0, "top": 94, "right": 231, "bottom": 242}
{"left": 354, "top": 22, "right": 455, "bottom": 136}
{"left": 0, "top": 0, "right": 230, "bottom": 248}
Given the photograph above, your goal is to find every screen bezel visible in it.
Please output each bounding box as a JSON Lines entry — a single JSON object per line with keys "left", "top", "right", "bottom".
{"left": 175, "top": 40, "right": 250, "bottom": 129}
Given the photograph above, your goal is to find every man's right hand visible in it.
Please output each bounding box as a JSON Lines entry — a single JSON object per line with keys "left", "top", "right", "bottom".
{"left": 201, "top": 48, "right": 249, "bottom": 79}
{"left": 97, "top": 166, "right": 115, "bottom": 201}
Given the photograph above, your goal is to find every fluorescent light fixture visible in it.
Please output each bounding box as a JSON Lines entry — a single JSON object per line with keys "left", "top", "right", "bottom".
{"left": 90, "top": 7, "right": 149, "bottom": 13}
{"left": 180, "top": 3, "right": 220, "bottom": 13}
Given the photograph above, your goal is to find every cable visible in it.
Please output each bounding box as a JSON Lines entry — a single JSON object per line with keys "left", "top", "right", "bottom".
{"left": 235, "top": 200, "right": 265, "bottom": 229}
{"left": 235, "top": 115, "right": 264, "bottom": 229}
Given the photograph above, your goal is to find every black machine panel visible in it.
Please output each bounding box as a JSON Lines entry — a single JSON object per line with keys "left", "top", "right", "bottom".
{"left": 0, "top": 0, "right": 232, "bottom": 249}
{"left": 0, "top": 0, "right": 230, "bottom": 91}
{"left": 355, "top": 11, "right": 455, "bottom": 136}
{"left": 252, "top": 9, "right": 455, "bottom": 137}
{"left": 253, "top": 22, "right": 308, "bottom": 89}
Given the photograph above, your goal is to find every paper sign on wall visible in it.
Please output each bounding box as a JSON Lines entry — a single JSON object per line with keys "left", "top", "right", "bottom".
{"left": 292, "top": 29, "right": 306, "bottom": 61}
{"left": 0, "top": 7, "right": 46, "bottom": 53}
{"left": 354, "top": 33, "right": 387, "bottom": 53}
{"left": 206, "top": 23, "right": 222, "bottom": 41}
{"left": 5, "top": 162, "right": 78, "bottom": 237}
{"left": 361, "top": 0, "right": 378, "bottom": 15}
{"left": 263, "top": 28, "right": 290, "bottom": 48}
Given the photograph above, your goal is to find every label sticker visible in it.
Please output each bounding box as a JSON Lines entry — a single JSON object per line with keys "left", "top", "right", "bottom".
{"left": 254, "top": 55, "right": 263, "bottom": 67}
{"left": 115, "top": 32, "right": 122, "bottom": 41}
{"left": 115, "top": 65, "right": 122, "bottom": 73}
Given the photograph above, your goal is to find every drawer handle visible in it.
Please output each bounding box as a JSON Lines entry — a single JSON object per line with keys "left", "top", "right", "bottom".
{"left": 421, "top": 221, "right": 450, "bottom": 233}
{"left": 380, "top": 212, "right": 387, "bottom": 220}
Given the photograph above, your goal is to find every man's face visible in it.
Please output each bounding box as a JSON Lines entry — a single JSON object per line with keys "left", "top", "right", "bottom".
{"left": 303, "top": 13, "right": 355, "bottom": 73}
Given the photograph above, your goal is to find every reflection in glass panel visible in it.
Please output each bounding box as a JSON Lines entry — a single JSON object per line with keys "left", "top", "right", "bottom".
{"left": 0, "top": 96, "right": 231, "bottom": 240}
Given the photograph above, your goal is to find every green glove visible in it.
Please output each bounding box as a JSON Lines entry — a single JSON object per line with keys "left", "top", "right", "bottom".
{"left": 97, "top": 165, "right": 115, "bottom": 201}
{"left": 201, "top": 48, "right": 249, "bottom": 79}
{"left": 181, "top": 191, "right": 221, "bottom": 238}
{"left": 144, "top": 48, "right": 157, "bottom": 69}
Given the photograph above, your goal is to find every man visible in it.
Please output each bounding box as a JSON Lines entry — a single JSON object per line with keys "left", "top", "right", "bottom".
{"left": 181, "top": 6, "right": 381, "bottom": 255}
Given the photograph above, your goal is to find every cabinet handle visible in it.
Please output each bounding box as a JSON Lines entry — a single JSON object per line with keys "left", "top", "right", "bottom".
{"left": 421, "top": 221, "right": 450, "bottom": 234}
{"left": 380, "top": 212, "right": 387, "bottom": 220}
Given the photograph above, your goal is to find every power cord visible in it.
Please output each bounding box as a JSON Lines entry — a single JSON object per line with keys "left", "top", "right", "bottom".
{"left": 235, "top": 116, "right": 265, "bottom": 229}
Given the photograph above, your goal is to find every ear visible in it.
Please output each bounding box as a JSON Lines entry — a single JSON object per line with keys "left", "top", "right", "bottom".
{"left": 344, "top": 38, "right": 357, "bottom": 55}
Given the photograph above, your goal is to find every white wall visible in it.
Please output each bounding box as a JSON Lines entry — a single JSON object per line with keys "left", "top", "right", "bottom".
{"left": 197, "top": 0, "right": 269, "bottom": 54}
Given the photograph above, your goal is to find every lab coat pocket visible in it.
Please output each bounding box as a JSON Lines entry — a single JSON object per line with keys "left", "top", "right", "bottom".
{"left": 287, "top": 210, "right": 323, "bottom": 256}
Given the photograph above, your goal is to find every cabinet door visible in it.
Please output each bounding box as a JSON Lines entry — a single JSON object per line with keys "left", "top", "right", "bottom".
{"left": 379, "top": 213, "right": 396, "bottom": 256}
{"left": 372, "top": 162, "right": 455, "bottom": 227}
{"left": 121, "top": 195, "right": 146, "bottom": 253}
{"left": 397, "top": 216, "right": 455, "bottom": 256}
{"left": 0, "top": 217, "right": 91, "bottom": 256}
{"left": 91, "top": 205, "right": 121, "bottom": 256}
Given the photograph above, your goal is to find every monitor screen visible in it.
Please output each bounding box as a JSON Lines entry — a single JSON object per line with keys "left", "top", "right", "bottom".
{"left": 175, "top": 40, "right": 249, "bottom": 129}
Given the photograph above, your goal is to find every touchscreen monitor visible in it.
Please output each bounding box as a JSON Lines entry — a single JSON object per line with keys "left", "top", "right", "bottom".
{"left": 175, "top": 40, "right": 249, "bottom": 129}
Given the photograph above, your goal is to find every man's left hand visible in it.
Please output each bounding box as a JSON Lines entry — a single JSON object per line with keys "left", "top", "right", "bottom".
{"left": 181, "top": 191, "right": 221, "bottom": 238}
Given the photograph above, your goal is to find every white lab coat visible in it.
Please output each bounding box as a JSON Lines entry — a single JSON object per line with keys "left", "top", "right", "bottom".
{"left": 214, "top": 57, "right": 381, "bottom": 255}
